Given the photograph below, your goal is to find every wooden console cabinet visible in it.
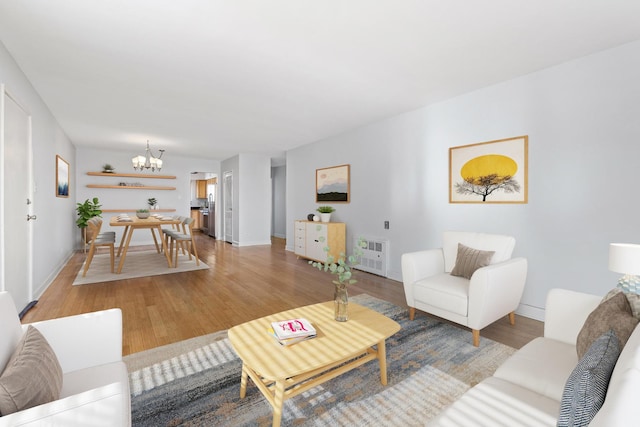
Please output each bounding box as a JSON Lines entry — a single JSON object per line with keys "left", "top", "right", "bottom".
{"left": 294, "top": 220, "right": 345, "bottom": 263}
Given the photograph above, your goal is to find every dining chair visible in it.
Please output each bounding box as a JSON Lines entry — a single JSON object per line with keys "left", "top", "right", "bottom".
{"left": 82, "top": 217, "right": 115, "bottom": 277}
{"left": 162, "top": 216, "right": 185, "bottom": 254}
{"left": 166, "top": 217, "right": 200, "bottom": 268}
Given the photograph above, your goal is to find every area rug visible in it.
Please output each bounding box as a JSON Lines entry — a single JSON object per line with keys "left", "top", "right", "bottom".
{"left": 72, "top": 250, "right": 209, "bottom": 285}
{"left": 124, "top": 294, "right": 516, "bottom": 426}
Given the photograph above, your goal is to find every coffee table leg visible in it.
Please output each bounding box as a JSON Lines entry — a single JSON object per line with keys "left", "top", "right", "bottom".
{"left": 239, "top": 364, "right": 248, "bottom": 398}
{"left": 378, "top": 339, "right": 388, "bottom": 385}
{"left": 272, "top": 380, "right": 285, "bottom": 427}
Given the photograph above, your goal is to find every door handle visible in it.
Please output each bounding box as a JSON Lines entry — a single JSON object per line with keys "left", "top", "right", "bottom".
{"left": 26, "top": 215, "right": 37, "bottom": 221}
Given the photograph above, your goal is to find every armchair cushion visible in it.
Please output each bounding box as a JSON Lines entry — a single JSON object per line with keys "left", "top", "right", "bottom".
{"left": 576, "top": 291, "right": 638, "bottom": 359}
{"left": 0, "top": 326, "right": 62, "bottom": 415}
{"left": 450, "top": 243, "right": 495, "bottom": 279}
{"left": 414, "top": 273, "right": 470, "bottom": 316}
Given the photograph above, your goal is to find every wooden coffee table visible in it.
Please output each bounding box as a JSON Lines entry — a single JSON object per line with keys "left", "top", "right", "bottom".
{"left": 228, "top": 301, "right": 401, "bottom": 427}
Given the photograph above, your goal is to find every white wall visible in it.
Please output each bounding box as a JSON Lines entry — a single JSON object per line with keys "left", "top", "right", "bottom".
{"left": 272, "top": 166, "right": 286, "bottom": 238}
{"left": 0, "top": 41, "right": 77, "bottom": 298}
{"left": 76, "top": 147, "right": 220, "bottom": 246}
{"left": 287, "top": 40, "right": 640, "bottom": 320}
{"left": 238, "top": 153, "right": 272, "bottom": 246}
{"left": 219, "top": 153, "right": 272, "bottom": 246}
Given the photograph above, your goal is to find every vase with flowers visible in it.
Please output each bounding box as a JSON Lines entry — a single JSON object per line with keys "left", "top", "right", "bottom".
{"left": 309, "top": 237, "right": 366, "bottom": 321}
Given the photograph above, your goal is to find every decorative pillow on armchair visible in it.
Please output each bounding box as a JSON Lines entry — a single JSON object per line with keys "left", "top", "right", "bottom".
{"left": 450, "top": 243, "right": 495, "bottom": 280}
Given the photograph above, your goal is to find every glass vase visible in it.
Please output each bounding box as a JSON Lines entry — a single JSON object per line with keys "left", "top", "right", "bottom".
{"left": 334, "top": 283, "right": 348, "bottom": 322}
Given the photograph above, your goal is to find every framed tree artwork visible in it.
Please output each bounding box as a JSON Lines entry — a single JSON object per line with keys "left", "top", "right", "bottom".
{"left": 316, "top": 164, "right": 350, "bottom": 203}
{"left": 56, "top": 155, "right": 70, "bottom": 198}
{"left": 449, "top": 135, "right": 528, "bottom": 203}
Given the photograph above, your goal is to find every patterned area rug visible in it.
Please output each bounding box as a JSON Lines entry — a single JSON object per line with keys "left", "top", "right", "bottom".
{"left": 73, "top": 250, "right": 209, "bottom": 285}
{"left": 124, "top": 294, "right": 516, "bottom": 426}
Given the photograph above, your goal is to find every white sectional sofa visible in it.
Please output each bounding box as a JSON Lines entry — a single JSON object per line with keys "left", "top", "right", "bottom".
{"left": 431, "top": 288, "right": 640, "bottom": 426}
{"left": 0, "top": 292, "right": 131, "bottom": 426}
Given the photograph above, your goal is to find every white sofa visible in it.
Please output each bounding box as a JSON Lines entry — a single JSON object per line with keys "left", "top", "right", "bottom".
{"left": 431, "top": 288, "right": 640, "bottom": 426}
{"left": 0, "top": 292, "right": 131, "bottom": 426}
{"left": 402, "top": 231, "right": 528, "bottom": 346}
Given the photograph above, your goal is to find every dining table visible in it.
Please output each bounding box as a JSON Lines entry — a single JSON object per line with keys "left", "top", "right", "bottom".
{"left": 109, "top": 215, "right": 181, "bottom": 273}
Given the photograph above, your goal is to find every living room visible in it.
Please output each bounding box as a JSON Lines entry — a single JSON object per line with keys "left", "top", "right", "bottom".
{"left": 1, "top": 3, "right": 639, "bottom": 322}
{"left": 2, "top": 3, "right": 640, "bottom": 424}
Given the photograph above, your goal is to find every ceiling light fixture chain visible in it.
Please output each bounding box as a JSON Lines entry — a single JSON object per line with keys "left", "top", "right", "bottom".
{"left": 132, "top": 140, "right": 165, "bottom": 172}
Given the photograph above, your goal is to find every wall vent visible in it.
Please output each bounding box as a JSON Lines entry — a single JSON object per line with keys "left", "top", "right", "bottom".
{"left": 354, "top": 237, "right": 389, "bottom": 277}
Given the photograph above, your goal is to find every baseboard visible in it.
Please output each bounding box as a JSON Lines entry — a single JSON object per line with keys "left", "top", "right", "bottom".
{"left": 516, "top": 303, "right": 545, "bottom": 322}
{"left": 33, "top": 249, "right": 76, "bottom": 299}
{"left": 235, "top": 240, "right": 273, "bottom": 247}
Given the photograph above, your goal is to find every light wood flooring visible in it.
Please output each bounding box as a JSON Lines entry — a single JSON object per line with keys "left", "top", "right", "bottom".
{"left": 22, "top": 233, "right": 543, "bottom": 355}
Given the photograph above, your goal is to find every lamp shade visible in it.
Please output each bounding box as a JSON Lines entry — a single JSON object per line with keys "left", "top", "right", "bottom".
{"left": 609, "top": 243, "right": 640, "bottom": 275}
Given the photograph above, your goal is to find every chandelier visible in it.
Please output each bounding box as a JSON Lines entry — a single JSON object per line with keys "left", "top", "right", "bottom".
{"left": 132, "top": 140, "right": 165, "bottom": 172}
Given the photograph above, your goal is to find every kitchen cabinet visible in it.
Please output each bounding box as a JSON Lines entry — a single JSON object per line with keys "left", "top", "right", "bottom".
{"left": 190, "top": 210, "right": 201, "bottom": 229}
{"left": 196, "top": 180, "right": 207, "bottom": 198}
{"left": 294, "top": 220, "right": 345, "bottom": 263}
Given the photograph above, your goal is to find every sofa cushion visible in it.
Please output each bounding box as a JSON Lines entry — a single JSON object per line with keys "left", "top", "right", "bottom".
{"left": 493, "top": 337, "right": 578, "bottom": 402}
{"left": 557, "top": 330, "right": 621, "bottom": 427}
{"left": 61, "top": 362, "right": 129, "bottom": 398}
{"left": 431, "top": 376, "right": 560, "bottom": 427}
{"left": 450, "top": 243, "right": 495, "bottom": 279}
{"left": 576, "top": 291, "right": 638, "bottom": 358}
{"left": 413, "top": 273, "right": 469, "bottom": 316}
{"left": 0, "top": 326, "right": 63, "bottom": 415}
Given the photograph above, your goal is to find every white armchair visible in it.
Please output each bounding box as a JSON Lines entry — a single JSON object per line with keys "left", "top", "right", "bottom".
{"left": 401, "top": 231, "right": 527, "bottom": 346}
{"left": 0, "top": 291, "right": 131, "bottom": 426}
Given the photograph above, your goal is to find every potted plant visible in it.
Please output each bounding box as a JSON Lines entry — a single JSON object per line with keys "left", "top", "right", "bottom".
{"left": 316, "top": 206, "right": 335, "bottom": 223}
{"left": 136, "top": 209, "right": 150, "bottom": 219}
{"left": 102, "top": 163, "right": 115, "bottom": 173}
{"left": 76, "top": 197, "right": 103, "bottom": 246}
{"left": 147, "top": 197, "right": 158, "bottom": 210}
{"left": 309, "top": 237, "right": 366, "bottom": 321}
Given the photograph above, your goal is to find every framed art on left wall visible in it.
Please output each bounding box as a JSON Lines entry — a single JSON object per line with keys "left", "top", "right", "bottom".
{"left": 56, "top": 155, "right": 69, "bottom": 197}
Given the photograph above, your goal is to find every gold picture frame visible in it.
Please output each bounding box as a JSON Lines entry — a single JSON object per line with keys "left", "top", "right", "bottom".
{"left": 449, "top": 135, "right": 528, "bottom": 204}
{"left": 56, "top": 155, "right": 70, "bottom": 198}
{"left": 316, "top": 164, "right": 350, "bottom": 203}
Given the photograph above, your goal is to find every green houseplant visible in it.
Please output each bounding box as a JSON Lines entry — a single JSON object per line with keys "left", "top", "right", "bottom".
{"left": 310, "top": 237, "right": 366, "bottom": 321}
{"left": 136, "top": 208, "right": 150, "bottom": 219}
{"left": 316, "top": 206, "right": 335, "bottom": 223}
{"left": 76, "top": 198, "right": 102, "bottom": 247}
{"left": 102, "top": 163, "right": 115, "bottom": 173}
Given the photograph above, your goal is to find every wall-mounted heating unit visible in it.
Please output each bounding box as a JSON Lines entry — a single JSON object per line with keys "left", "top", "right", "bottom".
{"left": 354, "top": 236, "right": 389, "bottom": 277}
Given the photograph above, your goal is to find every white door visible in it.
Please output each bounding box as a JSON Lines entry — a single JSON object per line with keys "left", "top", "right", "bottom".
{"left": 223, "top": 171, "right": 233, "bottom": 243}
{"left": 1, "top": 86, "right": 33, "bottom": 312}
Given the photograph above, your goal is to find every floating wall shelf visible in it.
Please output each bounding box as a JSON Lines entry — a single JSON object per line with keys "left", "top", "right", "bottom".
{"left": 86, "top": 185, "right": 176, "bottom": 190}
{"left": 87, "top": 172, "right": 177, "bottom": 179}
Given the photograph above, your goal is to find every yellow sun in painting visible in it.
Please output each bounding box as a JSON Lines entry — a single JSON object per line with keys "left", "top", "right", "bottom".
{"left": 460, "top": 155, "right": 517, "bottom": 183}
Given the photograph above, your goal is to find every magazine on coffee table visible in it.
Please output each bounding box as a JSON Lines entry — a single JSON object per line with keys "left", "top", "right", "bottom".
{"left": 270, "top": 318, "right": 316, "bottom": 340}
{"left": 267, "top": 327, "right": 316, "bottom": 346}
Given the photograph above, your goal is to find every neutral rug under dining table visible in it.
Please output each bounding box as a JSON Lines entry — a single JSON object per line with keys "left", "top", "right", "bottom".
{"left": 73, "top": 250, "right": 209, "bottom": 286}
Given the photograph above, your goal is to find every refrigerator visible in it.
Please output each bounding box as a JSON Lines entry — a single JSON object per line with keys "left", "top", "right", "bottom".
{"left": 207, "top": 191, "right": 216, "bottom": 238}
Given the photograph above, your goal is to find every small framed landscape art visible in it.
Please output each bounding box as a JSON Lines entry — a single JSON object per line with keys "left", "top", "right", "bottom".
{"left": 56, "top": 155, "right": 69, "bottom": 198}
{"left": 449, "top": 135, "right": 528, "bottom": 204}
{"left": 316, "top": 164, "right": 350, "bottom": 203}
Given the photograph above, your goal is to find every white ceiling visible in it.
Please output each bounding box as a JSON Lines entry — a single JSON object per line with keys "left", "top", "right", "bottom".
{"left": 1, "top": 1, "right": 640, "bottom": 162}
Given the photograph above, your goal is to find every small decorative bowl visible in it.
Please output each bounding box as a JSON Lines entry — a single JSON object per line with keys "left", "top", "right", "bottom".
{"left": 136, "top": 212, "right": 150, "bottom": 219}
